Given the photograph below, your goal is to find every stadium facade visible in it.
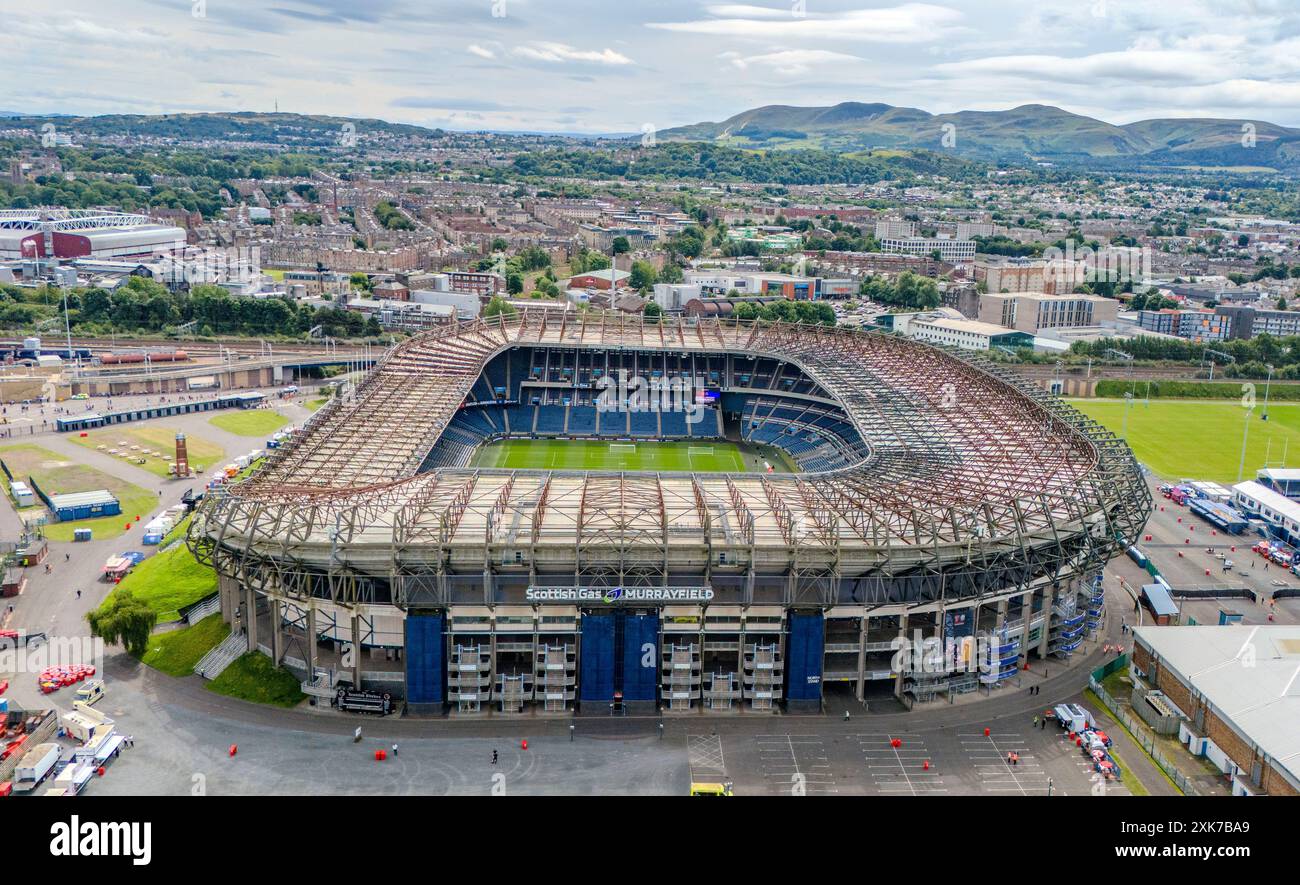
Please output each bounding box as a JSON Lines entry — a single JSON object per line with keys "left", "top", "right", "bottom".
{"left": 0, "top": 209, "right": 186, "bottom": 261}
{"left": 189, "top": 311, "right": 1150, "bottom": 714}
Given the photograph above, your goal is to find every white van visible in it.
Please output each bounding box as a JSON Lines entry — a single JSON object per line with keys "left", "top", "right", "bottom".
{"left": 74, "top": 679, "right": 105, "bottom": 706}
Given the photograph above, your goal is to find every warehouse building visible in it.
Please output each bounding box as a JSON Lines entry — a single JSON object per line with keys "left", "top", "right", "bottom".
{"left": 1132, "top": 625, "right": 1300, "bottom": 796}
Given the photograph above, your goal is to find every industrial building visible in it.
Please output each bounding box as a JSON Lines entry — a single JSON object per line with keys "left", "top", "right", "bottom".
{"left": 189, "top": 311, "right": 1148, "bottom": 715}
{"left": 1131, "top": 626, "right": 1300, "bottom": 796}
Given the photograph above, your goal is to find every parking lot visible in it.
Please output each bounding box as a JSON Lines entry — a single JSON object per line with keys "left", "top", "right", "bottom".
{"left": 711, "top": 695, "right": 1146, "bottom": 796}
{"left": 1113, "top": 478, "right": 1300, "bottom": 629}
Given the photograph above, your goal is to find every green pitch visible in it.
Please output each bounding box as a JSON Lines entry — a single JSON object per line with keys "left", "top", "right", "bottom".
{"left": 1070, "top": 398, "right": 1300, "bottom": 482}
{"left": 471, "top": 438, "right": 782, "bottom": 472}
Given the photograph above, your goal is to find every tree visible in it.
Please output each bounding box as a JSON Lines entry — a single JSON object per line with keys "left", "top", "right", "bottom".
{"left": 350, "top": 272, "right": 372, "bottom": 291}
{"left": 612, "top": 236, "right": 631, "bottom": 255}
{"left": 629, "top": 260, "right": 657, "bottom": 292}
{"left": 484, "top": 295, "right": 517, "bottom": 319}
{"left": 86, "top": 589, "right": 157, "bottom": 658}
{"left": 507, "top": 273, "right": 524, "bottom": 295}
{"left": 644, "top": 301, "right": 663, "bottom": 319}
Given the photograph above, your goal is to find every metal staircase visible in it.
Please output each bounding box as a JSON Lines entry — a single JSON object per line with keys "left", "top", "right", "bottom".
{"left": 195, "top": 631, "right": 249, "bottom": 679}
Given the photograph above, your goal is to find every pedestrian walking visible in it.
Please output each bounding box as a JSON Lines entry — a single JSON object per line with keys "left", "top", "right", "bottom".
{"left": 1033, "top": 715, "right": 1039, "bottom": 728}
{"left": 65, "top": 553, "right": 70, "bottom": 562}
{"left": 391, "top": 743, "right": 398, "bottom": 756}
{"left": 75, "top": 590, "right": 81, "bottom": 599}
{"left": 492, "top": 749, "right": 498, "bottom": 765}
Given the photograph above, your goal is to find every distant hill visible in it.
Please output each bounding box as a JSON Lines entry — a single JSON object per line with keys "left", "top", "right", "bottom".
{"left": 662, "top": 102, "right": 1300, "bottom": 170}
{"left": 1, "top": 112, "right": 441, "bottom": 145}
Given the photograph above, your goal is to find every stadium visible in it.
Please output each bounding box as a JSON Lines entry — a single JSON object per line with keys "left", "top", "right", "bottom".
{"left": 0, "top": 208, "right": 186, "bottom": 261}
{"left": 188, "top": 310, "right": 1150, "bottom": 714}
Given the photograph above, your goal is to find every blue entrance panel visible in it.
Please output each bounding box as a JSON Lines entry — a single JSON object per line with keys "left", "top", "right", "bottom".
{"left": 405, "top": 614, "right": 445, "bottom": 705}
{"left": 620, "top": 613, "right": 659, "bottom": 702}
{"left": 785, "top": 611, "right": 825, "bottom": 702}
{"left": 580, "top": 614, "right": 615, "bottom": 703}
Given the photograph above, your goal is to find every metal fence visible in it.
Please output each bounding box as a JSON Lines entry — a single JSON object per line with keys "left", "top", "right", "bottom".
{"left": 1089, "top": 677, "right": 1200, "bottom": 796}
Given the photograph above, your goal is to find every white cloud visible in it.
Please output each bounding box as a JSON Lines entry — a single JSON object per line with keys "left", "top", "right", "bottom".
{"left": 727, "top": 49, "right": 865, "bottom": 76}
{"left": 467, "top": 44, "right": 496, "bottom": 60}
{"left": 649, "top": 3, "right": 965, "bottom": 43}
{"left": 512, "top": 42, "right": 633, "bottom": 66}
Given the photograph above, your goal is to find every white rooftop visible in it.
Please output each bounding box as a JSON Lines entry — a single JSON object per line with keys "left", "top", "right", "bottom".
{"left": 1135, "top": 625, "right": 1300, "bottom": 789}
{"left": 1233, "top": 480, "right": 1300, "bottom": 521}
{"left": 1258, "top": 468, "right": 1300, "bottom": 482}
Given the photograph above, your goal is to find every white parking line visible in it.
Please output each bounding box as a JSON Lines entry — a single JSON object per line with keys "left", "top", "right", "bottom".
{"left": 754, "top": 734, "right": 838, "bottom": 794}
{"left": 857, "top": 732, "right": 945, "bottom": 795}
{"left": 960, "top": 732, "right": 1051, "bottom": 796}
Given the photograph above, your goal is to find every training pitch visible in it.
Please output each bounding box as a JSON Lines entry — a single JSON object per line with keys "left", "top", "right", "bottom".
{"left": 470, "top": 438, "right": 785, "bottom": 472}
{"left": 1071, "top": 398, "right": 1300, "bottom": 481}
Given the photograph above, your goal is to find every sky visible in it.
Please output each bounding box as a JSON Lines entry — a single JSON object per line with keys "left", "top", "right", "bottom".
{"left": 5, "top": 0, "right": 1300, "bottom": 132}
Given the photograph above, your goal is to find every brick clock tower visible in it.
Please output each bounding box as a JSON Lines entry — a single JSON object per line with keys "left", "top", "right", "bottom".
{"left": 174, "top": 432, "right": 191, "bottom": 478}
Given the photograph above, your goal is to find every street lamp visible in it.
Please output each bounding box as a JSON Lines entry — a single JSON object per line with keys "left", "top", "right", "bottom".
{"left": 1262, "top": 364, "right": 1274, "bottom": 421}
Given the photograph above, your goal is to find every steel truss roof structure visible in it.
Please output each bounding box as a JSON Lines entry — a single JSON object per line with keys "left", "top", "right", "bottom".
{"left": 189, "top": 310, "right": 1150, "bottom": 610}
{"left": 0, "top": 208, "right": 153, "bottom": 231}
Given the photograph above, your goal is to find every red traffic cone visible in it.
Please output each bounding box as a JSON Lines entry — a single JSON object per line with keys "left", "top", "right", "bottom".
{"left": 229, "top": 744, "right": 237, "bottom": 757}
{"left": 923, "top": 760, "right": 930, "bottom": 771}
{"left": 984, "top": 727, "right": 990, "bottom": 737}
{"left": 521, "top": 739, "right": 529, "bottom": 750}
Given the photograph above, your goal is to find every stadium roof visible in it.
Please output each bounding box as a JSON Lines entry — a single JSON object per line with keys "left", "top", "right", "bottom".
{"left": 190, "top": 311, "right": 1149, "bottom": 611}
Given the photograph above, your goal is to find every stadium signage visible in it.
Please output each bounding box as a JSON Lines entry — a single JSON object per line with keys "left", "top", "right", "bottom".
{"left": 525, "top": 586, "right": 715, "bottom": 603}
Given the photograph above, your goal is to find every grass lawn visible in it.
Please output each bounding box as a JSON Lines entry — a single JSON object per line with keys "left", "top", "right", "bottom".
{"left": 305, "top": 397, "right": 329, "bottom": 412}
{"left": 67, "top": 426, "right": 224, "bottom": 477}
{"left": 0, "top": 443, "right": 158, "bottom": 541}
{"left": 470, "top": 438, "right": 786, "bottom": 472}
{"left": 97, "top": 544, "right": 217, "bottom": 621}
{"left": 141, "top": 613, "right": 229, "bottom": 676}
{"left": 206, "top": 652, "right": 306, "bottom": 707}
{"left": 208, "top": 409, "right": 289, "bottom": 437}
{"left": 1071, "top": 399, "right": 1300, "bottom": 482}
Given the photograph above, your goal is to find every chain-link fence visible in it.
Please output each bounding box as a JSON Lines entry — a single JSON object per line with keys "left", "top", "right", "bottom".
{"left": 1089, "top": 677, "right": 1200, "bottom": 795}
